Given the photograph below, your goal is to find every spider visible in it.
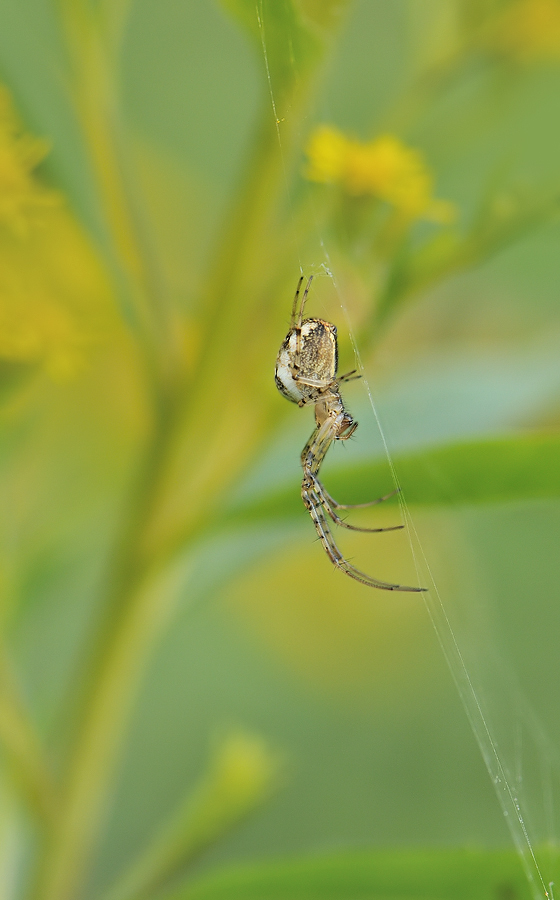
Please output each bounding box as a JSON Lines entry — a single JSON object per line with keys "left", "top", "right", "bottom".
{"left": 275, "top": 275, "right": 424, "bottom": 592}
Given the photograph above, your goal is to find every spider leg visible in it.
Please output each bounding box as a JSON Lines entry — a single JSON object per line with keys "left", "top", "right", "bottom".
{"left": 338, "top": 370, "right": 361, "bottom": 384}
{"left": 293, "top": 373, "right": 357, "bottom": 396}
{"left": 303, "top": 419, "right": 399, "bottom": 517}
{"left": 308, "top": 473, "right": 403, "bottom": 533}
{"left": 293, "top": 373, "right": 334, "bottom": 389}
{"left": 297, "top": 275, "right": 313, "bottom": 327}
{"left": 302, "top": 481, "right": 424, "bottom": 592}
{"left": 290, "top": 275, "right": 305, "bottom": 329}
{"left": 329, "top": 416, "right": 401, "bottom": 509}
{"left": 301, "top": 419, "right": 335, "bottom": 471}
{"left": 293, "top": 275, "right": 314, "bottom": 371}
{"left": 321, "top": 485, "right": 401, "bottom": 511}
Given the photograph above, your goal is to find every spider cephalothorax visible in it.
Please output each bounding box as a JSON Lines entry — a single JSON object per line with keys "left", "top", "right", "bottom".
{"left": 275, "top": 275, "right": 424, "bottom": 592}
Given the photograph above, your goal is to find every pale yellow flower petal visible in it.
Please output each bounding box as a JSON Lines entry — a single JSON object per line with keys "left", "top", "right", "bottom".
{"left": 305, "top": 125, "right": 455, "bottom": 222}
{"left": 305, "top": 124, "right": 351, "bottom": 183}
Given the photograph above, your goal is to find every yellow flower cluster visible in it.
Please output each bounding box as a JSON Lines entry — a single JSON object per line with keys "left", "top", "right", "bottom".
{"left": 305, "top": 125, "right": 454, "bottom": 222}
{"left": 488, "top": 0, "right": 560, "bottom": 62}
{"left": 0, "top": 86, "right": 115, "bottom": 380}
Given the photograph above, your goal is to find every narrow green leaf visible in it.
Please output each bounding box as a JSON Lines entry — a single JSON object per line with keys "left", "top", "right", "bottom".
{"left": 224, "top": 433, "right": 560, "bottom": 529}
{"left": 393, "top": 432, "right": 560, "bottom": 507}
{"left": 163, "top": 846, "right": 555, "bottom": 900}
{"left": 0, "top": 648, "right": 57, "bottom": 824}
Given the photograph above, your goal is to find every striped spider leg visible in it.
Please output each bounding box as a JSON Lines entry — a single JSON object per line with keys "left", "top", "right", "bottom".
{"left": 275, "top": 275, "right": 425, "bottom": 592}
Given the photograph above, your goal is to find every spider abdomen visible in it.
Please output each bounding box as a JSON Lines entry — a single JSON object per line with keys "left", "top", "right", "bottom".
{"left": 275, "top": 318, "right": 338, "bottom": 405}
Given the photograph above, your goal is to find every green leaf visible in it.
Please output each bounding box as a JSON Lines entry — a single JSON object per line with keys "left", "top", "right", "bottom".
{"left": 224, "top": 433, "right": 560, "bottom": 529}
{"left": 163, "top": 846, "right": 554, "bottom": 899}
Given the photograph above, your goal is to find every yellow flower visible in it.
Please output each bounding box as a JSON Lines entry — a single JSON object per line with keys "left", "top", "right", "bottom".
{"left": 490, "top": 0, "right": 560, "bottom": 62}
{"left": 305, "top": 125, "right": 454, "bottom": 222}
{"left": 0, "top": 210, "right": 117, "bottom": 380}
{"left": 0, "top": 86, "right": 117, "bottom": 379}
{"left": 0, "top": 85, "right": 57, "bottom": 235}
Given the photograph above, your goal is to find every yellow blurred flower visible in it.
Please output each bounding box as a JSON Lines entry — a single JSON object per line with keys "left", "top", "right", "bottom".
{"left": 204, "top": 733, "right": 278, "bottom": 814}
{"left": 491, "top": 0, "right": 560, "bottom": 62}
{"left": 305, "top": 125, "right": 455, "bottom": 222}
{"left": 0, "top": 86, "right": 116, "bottom": 380}
{"left": 0, "top": 85, "right": 57, "bottom": 235}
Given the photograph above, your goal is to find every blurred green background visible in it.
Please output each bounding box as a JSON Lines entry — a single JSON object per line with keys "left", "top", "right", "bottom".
{"left": 0, "top": 1, "right": 560, "bottom": 899}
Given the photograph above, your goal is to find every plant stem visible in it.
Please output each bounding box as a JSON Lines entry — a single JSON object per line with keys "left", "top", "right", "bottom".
{"left": 0, "top": 648, "right": 56, "bottom": 825}
{"left": 58, "top": 0, "right": 180, "bottom": 392}
{"left": 31, "top": 5, "right": 332, "bottom": 897}
{"left": 31, "top": 102, "right": 299, "bottom": 900}
{"left": 30, "top": 395, "right": 180, "bottom": 900}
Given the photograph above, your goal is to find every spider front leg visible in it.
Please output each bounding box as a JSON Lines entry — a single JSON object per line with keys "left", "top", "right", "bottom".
{"left": 337, "top": 369, "right": 361, "bottom": 385}
{"left": 293, "top": 370, "right": 359, "bottom": 396}
{"left": 291, "top": 372, "right": 339, "bottom": 408}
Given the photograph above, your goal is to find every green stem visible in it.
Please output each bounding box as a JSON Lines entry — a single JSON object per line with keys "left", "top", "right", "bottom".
{"left": 58, "top": 0, "right": 180, "bottom": 393}
{"left": 31, "top": 100, "right": 300, "bottom": 900}
{"left": 30, "top": 397, "right": 180, "bottom": 900}
{"left": 31, "top": 6, "right": 333, "bottom": 898}
{"left": 113, "top": 108, "right": 301, "bottom": 567}
{"left": 0, "top": 648, "right": 57, "bottom": 824}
